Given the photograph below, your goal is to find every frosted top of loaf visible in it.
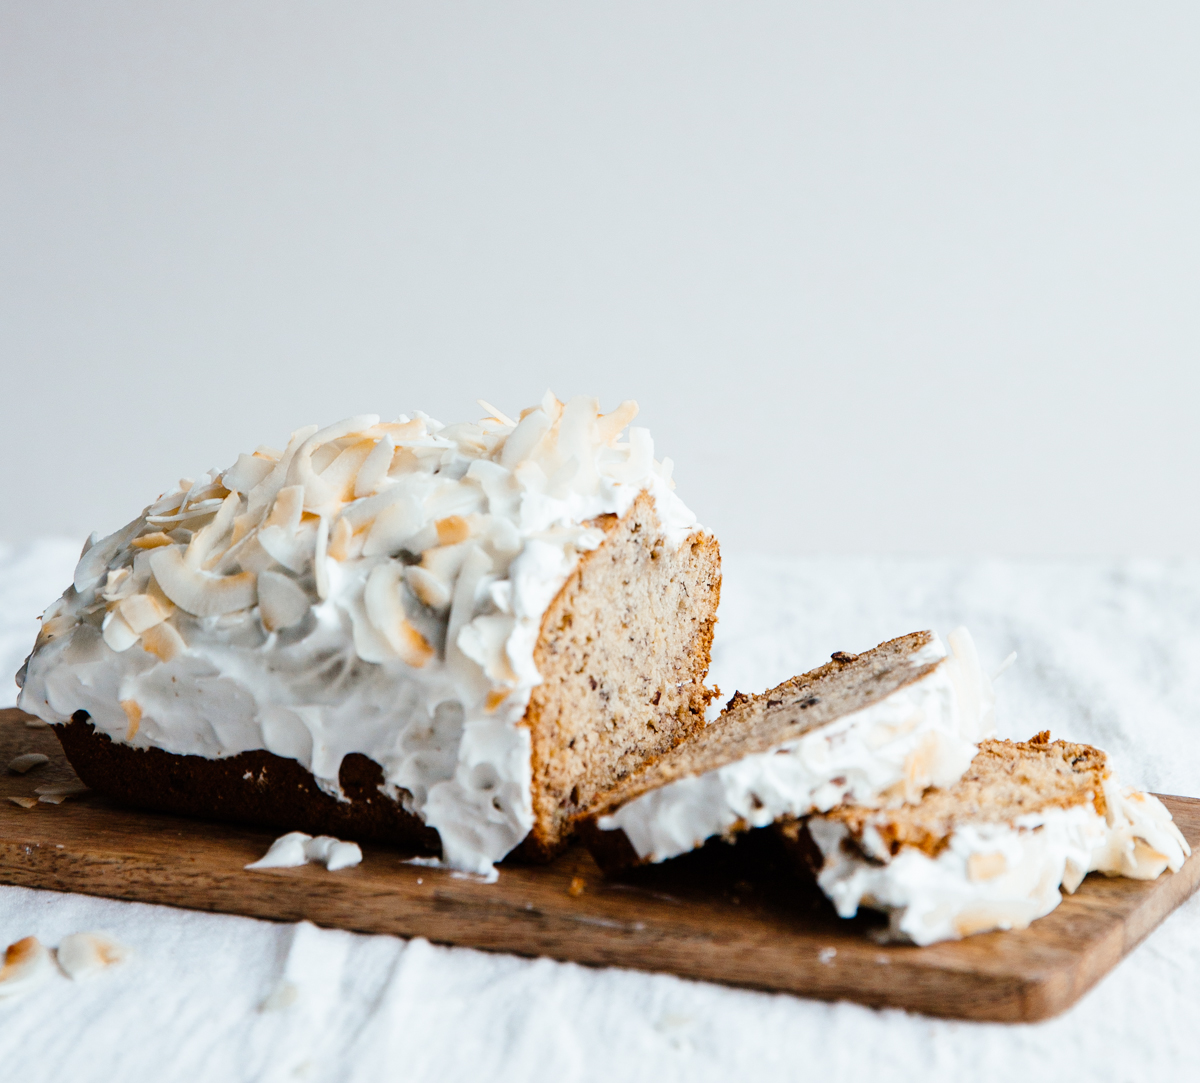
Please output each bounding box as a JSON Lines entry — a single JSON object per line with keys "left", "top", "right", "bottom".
{"left": 18, "top": 392, "right": 697, "bottom": 874}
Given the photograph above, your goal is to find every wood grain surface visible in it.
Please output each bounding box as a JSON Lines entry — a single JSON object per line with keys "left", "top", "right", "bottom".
{"left": 2, "top": 707, "right": 1197, "bottom": 1022}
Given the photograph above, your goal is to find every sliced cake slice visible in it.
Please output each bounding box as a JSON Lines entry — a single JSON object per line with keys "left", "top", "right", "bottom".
{"left": 581, "top": 628, "right": 994, "bottom": 871}
{"left": 790, "top": 731, "right": 1190, "bottom": 945}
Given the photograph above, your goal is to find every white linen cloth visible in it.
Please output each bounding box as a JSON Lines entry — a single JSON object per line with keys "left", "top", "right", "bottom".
{"left": 2, "top": 539, "right": 1199, "bottom": 1082}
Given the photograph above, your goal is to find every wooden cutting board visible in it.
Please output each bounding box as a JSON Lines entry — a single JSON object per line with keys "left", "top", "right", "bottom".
{"left": 2, "top": 707, "right": 1197, "bottom": 1022}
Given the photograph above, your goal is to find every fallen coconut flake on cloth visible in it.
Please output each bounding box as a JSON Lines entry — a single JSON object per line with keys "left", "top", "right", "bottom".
{"left": 7, "top": 796, "right": 38, "bottom": 808}
{"left": 7, "top": 752, "right": 49, "bottom": 774}
{"left": 0, "top": 936, "right": 54, "bottom": 998}
{"left": 56, "top": 931, "right": 130, "bottom": 981}
{"left": 245, "top": 832, "right": 362, "bottom": 872}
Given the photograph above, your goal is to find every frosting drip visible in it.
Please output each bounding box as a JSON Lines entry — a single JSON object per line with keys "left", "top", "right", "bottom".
{"left": 17, "top": 393, "right": 697, "bottom": 874}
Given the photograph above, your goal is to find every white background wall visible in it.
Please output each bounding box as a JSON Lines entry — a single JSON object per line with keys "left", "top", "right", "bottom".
{"left": 3, "top": 3, "right": 1198, "bottom": 556}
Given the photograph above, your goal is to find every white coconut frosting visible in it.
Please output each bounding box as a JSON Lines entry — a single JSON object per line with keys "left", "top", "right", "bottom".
{"left": 16, "top": 393, "right": 698, "bottom": 874}
{"left": 810, "top": 775, "right": 1190, "bottom": 946}
{"left": 597, "top": 628, "right": 995, "bottom": 864}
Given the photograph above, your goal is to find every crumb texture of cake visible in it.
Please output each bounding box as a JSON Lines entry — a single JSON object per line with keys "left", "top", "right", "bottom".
{"left": 587, "top": 628, "right": 993, "bottom": 868}
{"left": 805, "top": 732, "right": 1192, "bottom": 945}
{"left": 17, "top": 393, "right": 718, "bottom": 874}
{"left": 520, "top": 490, "right": 719, "bottom": 858}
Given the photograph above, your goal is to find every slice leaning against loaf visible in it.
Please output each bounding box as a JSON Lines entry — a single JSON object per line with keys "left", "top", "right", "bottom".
{"left": 789, "top": 731, "right": 1191, "bottom": 945}
{"left": 580, "top": 628, "right": 994, "bottom": 872}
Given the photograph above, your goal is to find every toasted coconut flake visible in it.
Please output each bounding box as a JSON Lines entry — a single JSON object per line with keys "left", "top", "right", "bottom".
{"left": 435, "top": 515, "right": 472, "bottom": 546}
{"left": 130, "top": 532, "right": 174, "bottom": 550}
{"left": 420, "top": 543, "right": 468, "bottom": 582}
{"left": 145, "top": 497, "right": 225, "bottom": 525}
{"left": 118, "top": 593, "right": 170, "bottom": 634}
{"left": 0, "top": 936, "right": 53, "bottom": 998}
{"left": 222, "top": 453, "right": 275, "bottom": 494}
{"left": 258, "top": 521, "right": 315, "bottom": 574}
{"left": 8, "top": 753, "right": 50, "bottom": 775}
{"left": 485, "top": 688, "right": 509, "bottom": 712}
{"left": 100, "top": 567, "right": 133, "bottom": 602}
{"left": 327, "top": 516, "right": 354, "bottom": 561}
{"left": 594, "top": 400, "right": 639, "bottom": 445}
{"left": 541, "top": 389, "right": 564, "bottom": 424}
{"left": 354, "top": 435, "right": 395, "bottom": 498}
{"left": 140, "top": 621, "right": 187, "bottom": 662}
{"left": 120, "top": 699, "right": 142, "bottom": 741}
{"left": 34, "top": 613, "right": 77, "bottom": 650}
{"left": 405, "top": 566, "right": 452, "bottom": 611}
{"left": 185, "top": 492, "right": 240, "bottom": 570}
{"left": 75, "top": 519, "right": 141, "bottom": 592}
{"left": 265, "top": 485, "right": 305, "bottom": 533}
{"left": 362, "top": 495, "right": 424, "bottom": 557}
{"left": 601, "top": 425, "right": 655, "bottom": 484}
{"left": 320, "top": 439, "right": 376, "bottom": 502}
{"left": 499, "top": 408, "right": 552, "bottom": 470}
{"left": 364, "top": 562, "right": 434, "bottom": 667}
{"left": 149, "top": 545, "right": 257, "bottom": 617}
{"left": 229, "top": 510, "right": 258, "bottom": 547}
{"left": 285, "top": 415, "right": 380, "bottom": 513}
{"left": 259, "top": 570, "right": 311, "bottom": 632}
{"left": 7, "top": 796, "right": 38, "bottom": 809}
{"left": 56, "top": 931, "right": 130, "bottom": 981}
{"left": 477, "top": 399, "right": 516, "bottom": 428}
{"left": 102, "top": 610, "right": 141, "bottom": 652}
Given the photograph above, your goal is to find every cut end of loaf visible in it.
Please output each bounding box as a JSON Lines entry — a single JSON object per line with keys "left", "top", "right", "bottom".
{"left": 515, "top": 490, "right": 721, "bottom": 861}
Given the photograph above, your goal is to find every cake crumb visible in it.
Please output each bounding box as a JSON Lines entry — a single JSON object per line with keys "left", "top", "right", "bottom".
{"left": 568, "top": 876, "right": 586, "bottom": 897}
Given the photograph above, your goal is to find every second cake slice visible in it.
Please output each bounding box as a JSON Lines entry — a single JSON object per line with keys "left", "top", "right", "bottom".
{"left": 582, "top": 628, "right": 994, "bottom": 871}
